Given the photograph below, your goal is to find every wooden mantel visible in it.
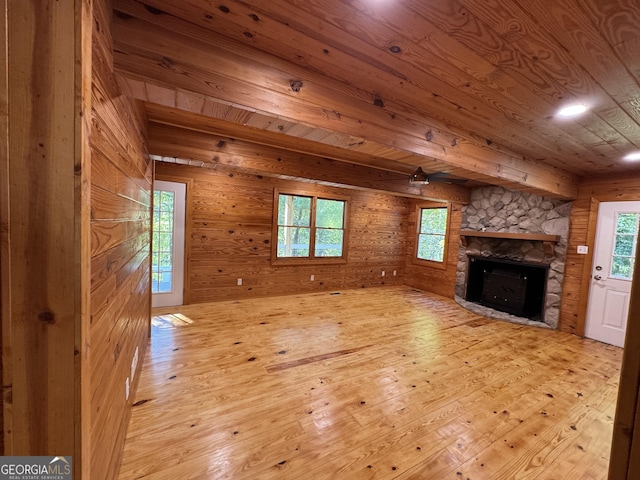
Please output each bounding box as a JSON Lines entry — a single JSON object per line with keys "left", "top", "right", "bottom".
{"left": 459, "top": 230, "right": 561, "bottom": 256}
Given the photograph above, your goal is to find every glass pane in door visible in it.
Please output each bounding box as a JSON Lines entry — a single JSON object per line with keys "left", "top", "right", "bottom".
{"left": 152, "top": 190, "right": 176, "bottom": 293}
{"left": 611, "top": 212, "right": 639, "bottom": 280}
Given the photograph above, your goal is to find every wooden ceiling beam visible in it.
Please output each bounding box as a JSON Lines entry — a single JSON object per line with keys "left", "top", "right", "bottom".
{"left": 143, "top": 102, "right": 440, "bottom": 175}
{"left": 142, "top": 101, "right": 514, "bottom": 186}
{"left": 138, "top": 87, "right": 578, "bottom": 199}
{"left": 147, "top": 123, "right": 471, "bottom": 204}
{"left": 112, "top": 9, "right": 579, "bottom": 199}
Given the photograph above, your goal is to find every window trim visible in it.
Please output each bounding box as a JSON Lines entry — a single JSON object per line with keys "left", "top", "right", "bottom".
{"left": 271, "top": 188, "right": 349, "bottom": 265}
{"left": 413, "top": 202, "right": 451, "bottom": 270}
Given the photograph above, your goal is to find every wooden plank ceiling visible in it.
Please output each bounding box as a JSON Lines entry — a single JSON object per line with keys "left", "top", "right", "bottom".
{"left": 112, "top": 0, "right": 640, "bottom": 200}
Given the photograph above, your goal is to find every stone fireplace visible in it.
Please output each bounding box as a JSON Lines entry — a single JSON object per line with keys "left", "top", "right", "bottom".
{"left": 455, "top": 187, "right": 572, "bottom": 328}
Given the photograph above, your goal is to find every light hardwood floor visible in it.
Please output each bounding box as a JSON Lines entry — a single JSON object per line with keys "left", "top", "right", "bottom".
{"left": 119, "top": 286, "right": 622, "bottom": 479}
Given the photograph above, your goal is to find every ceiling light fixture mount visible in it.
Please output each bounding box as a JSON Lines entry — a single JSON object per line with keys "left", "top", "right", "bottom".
{"left": 409, "top": 167, "right": 430, "bottom": 184}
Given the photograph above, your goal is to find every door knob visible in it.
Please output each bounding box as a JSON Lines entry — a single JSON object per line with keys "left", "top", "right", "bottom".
{"left": 594, "top": 275, "right": 602, "bottom": 280}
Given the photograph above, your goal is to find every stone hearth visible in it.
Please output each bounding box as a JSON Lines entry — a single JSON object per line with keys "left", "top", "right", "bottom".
{"left": 455, "top": 186, "right": 572, "bottom": 328}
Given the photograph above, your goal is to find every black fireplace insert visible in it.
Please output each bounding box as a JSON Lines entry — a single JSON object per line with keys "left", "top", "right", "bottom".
{"left": 465, "top": 256, "right": 548, "bottom": 320}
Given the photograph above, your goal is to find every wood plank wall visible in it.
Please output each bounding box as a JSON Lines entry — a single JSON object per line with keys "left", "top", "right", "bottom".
{"left": 0, "top": 0, "right": 7, "bottom": 455}
{"left": 610, "top": 248, "right": 640, "bottom": 478}
{"left": 155, "top": 162, "right": 408, "bottom": 303}
{"left": 404, "top": 200, "right": 463, "bottom": 298}
{"left": 90, "top": 0, "right": 152, "bottom": 478}
{"left": 1, "top": 0, "right": 92, "bottom": 472}
{"left": 557, "top": 173, "right": 640, "bottom": 480}
{"left": 559, "top": 174, "right": 640, "bottom": 334}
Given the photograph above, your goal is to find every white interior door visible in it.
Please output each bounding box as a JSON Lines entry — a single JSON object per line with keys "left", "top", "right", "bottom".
{"left": 152, "top": 180, "right": 186, "bottom": 307}
{"left": 585, "top": 201, "right": 640, "bottom": 347}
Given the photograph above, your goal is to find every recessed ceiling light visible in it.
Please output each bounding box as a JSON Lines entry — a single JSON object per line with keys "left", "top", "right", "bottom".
{"left": 624, "top": 152, "right": 640, "bottom": 161}
{"left": 556, "top": 104, "right": 588, "bottom": 117}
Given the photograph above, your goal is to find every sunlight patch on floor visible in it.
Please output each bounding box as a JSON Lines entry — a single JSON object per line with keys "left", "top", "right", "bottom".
{"left": 151, "top": 313, "right": 195, "bottom": 329}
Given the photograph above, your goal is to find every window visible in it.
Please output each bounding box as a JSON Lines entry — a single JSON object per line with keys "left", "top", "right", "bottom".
{"left": 611, "top": 212, "right": 639, "bottom": 280}
{"left": 152, "top": 189, "right": 176, "bottom": 293}
{"left": 274, "top": 191, "right": 347, "bottom": 263}
{"left": 416, "top": 204, "right": 450, "bottom": 265}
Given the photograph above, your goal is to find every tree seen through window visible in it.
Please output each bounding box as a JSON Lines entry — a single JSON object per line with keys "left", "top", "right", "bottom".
{"left": 152, "top": 190, "right": 175, "bottom": 293}
{"left": 276, "top": 193, "right": 346, "bottom": 259}
{"left": 611, "top": 212, "right": 639, "bottom": 279}
{"left": 417, "top": 207, "right": 448, "bottom": 262}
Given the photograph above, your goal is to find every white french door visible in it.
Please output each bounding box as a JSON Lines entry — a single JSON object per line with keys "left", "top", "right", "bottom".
{"left": 151, "top": 180, "right": 186, "bottom": 307}
{"left": 585, "top": 201, "right": 640, "bottom": 347}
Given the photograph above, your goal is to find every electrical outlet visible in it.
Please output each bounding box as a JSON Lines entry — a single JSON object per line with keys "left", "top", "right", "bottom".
{"left": 577, "top": 245, "right": 589, "bottom": 254}
{"left": 393, "top": 270, "right": 397, "bottom": 276}
{"left": 310, "top": 274, "right": 315, "bottom": 281}
{"left": 237, "top": 278, "right": 243, "bottom": 286}
{"left": 382, "top": 270, "right": 385, "bottom": 277}
{"left": 131, "top": 346, "right": 139, "bottom": 381}
{"left": 125, "top": 377, "right": 130, "bottom": 401}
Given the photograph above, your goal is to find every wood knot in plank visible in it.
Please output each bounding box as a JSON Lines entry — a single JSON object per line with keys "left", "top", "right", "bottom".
{"left": 144, "top": 5, "right": 165, "bottom": 15}
{"left": 160, "top": 57, "right": 174, "bottom": 70}
{"left": 289, "top": 80, "right": 303, "bottom": 92}
{"left": 113, "top": 12, "right": 131, "bottom": 21}
{"left": 38, "top": 310, "right": 56, "bottom": 324}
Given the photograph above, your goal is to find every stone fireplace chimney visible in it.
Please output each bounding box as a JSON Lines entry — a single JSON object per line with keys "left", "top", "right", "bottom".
{"left": 455, "top": 186, "right": 572, "bottom": 328}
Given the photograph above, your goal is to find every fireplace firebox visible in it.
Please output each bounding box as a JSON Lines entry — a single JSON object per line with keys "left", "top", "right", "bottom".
{"left": 465, "top": 256, "right": 548, "bottom": 321}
